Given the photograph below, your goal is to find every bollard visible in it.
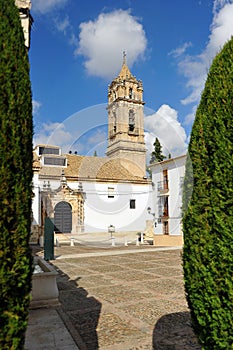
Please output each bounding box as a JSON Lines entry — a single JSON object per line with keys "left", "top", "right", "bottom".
{"left": 70, "top": 238, "right": 74, "bottom": 246}
{"left": 124, "top": 237, "right": 128, "bottom": 246}
{"left": 111, "top": 237, "right": 115, "bottom": 247}
{"left": 136, "top": 237, "right": 139, "bottom": 246}
{"left": 141, "top": 232, "right": 144, "bottom": 244}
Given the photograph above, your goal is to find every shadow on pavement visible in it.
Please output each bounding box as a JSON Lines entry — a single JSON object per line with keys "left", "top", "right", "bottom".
{"left": 53, "top": 264, "right": 102, "bottom": 350}
{"left": 152, "top": 311, "right": 201, "bottom": 350}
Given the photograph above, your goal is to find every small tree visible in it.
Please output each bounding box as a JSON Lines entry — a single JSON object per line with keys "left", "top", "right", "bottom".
{"left": 182, "top": 37, "right": 233, "bottom": 349}
{"left": 150, "top": 137, "right": 166, "bottom": 163}
{"left": 0, "top": 0, "right": 33, "bottom": 348}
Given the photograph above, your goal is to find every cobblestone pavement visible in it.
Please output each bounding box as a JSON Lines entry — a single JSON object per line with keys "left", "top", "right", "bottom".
{"left": 34, "top": 245, "right": 201, "bottom": 350}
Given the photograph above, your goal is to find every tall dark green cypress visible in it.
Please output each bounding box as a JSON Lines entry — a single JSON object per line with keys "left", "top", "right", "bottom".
{"left": 150, "top": 137, "right": 166, "bottom": 163}
{"left": 0, "top": 0, "right": 33, "bottom": 348}
{"left": 183, "top": 37, "right": 233, "bottom": 349}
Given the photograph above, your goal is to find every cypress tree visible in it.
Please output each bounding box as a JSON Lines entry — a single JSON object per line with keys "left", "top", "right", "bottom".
{"left": 150, "top": 137, "right": 166, "bottom": 163}
{"left": 0, "top": 0, "right": 33, "bottom": 348}
{"left": 183, "top": 37, "right": 233, "bottom": 349}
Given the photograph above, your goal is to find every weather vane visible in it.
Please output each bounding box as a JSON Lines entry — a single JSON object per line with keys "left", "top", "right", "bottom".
{"left": 123, "top": 51, "right": 126, "bottom": 64}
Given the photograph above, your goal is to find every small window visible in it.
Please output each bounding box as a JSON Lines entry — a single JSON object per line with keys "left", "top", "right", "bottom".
{"left": 108, "top": 187, "right": 114, "bottom": 198}
{"left": 130, "top": 199, "right": 136, "bottom": 209}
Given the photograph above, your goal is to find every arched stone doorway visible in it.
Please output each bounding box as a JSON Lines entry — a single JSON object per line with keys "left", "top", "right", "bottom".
{"left": 54, "top": 201, "right": 72, "bottom": 233}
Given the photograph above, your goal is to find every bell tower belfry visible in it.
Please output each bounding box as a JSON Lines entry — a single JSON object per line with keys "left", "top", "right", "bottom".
{"left": 106, "top": 53, "right": 146, "bottom": 177}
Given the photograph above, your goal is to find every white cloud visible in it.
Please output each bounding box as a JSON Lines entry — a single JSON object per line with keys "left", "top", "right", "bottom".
{"left": 169, "top": 42, "right": 192, "bottom": 58}
{"left": 54, "top": 16, "right": 71, "bottom": 34}
{"left": 144, "top": 104, "right": 188, "bottom": 160}
{"left": 31, "top": 0, "right": 68, "bottom": 14}
{"left": 33, "top": 122, "right": 73, "bottom": 150}
{"left": 32, "top": 100, "right": 41, "bottom": 115}
{"left": 75, "top": 9, "right": 147, "bottom": 79}
{"left": 178, "top": 2, "right": 233, "bottom": 106}
{"left": 213, "top": 0, "right": 233, "bottom": 13}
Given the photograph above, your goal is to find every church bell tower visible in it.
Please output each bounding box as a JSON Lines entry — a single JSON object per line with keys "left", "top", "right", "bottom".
{"left": 106, "top": 53, "right": 146, "bottom": 177}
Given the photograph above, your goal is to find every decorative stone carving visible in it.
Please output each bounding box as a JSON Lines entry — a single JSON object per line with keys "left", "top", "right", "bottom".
{"left": 41, "top": 180, "right": 85, "bottom": 234}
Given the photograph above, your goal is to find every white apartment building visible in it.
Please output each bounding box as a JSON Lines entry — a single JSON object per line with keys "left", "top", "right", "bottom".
{"left": 149, "top": 154, "right": 186, "bottom": 246}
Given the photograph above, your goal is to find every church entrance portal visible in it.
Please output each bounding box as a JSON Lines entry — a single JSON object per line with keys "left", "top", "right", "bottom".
{"left": 54, "top": 201, "right": 72, "bottom": 233}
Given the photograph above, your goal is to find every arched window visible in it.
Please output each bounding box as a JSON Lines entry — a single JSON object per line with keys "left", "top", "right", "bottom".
{"left": 129, "top": 87, "right": 133, "bottom": 99}
{"left": 129, "top": 109, "right": 135, "bottom": 131}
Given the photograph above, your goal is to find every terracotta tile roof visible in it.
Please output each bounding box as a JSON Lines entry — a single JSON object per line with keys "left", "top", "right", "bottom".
{"left": 39, "top": 166, "right": 63, "bottom": 177}
{"left": 34, "top": 152, "right": 148, "bottom": 183}
{"left": 65, "top": 154, "right": 144, "bottom": 182}
{"left": 96, "top": 158, "right": 141, "bottom": 181}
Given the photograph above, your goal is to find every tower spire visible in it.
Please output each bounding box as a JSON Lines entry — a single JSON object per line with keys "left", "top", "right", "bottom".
{"left": 118, "top": 51, "right": 132, "bottom": 79}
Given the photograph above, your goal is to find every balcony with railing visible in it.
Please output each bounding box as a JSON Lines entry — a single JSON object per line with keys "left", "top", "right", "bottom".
{"left": 157, "top": 180, "right": 169, "bottom": 194}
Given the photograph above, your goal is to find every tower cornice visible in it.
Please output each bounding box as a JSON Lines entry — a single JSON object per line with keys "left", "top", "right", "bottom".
{"left": 108, "top": 97, "right": 145, "bottom": 109}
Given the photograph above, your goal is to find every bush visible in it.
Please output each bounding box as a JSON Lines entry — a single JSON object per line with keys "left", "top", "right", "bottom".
{"left": 0, "top": 0, "right": 33, "bottom": 348}
{"left": 182, "top": 37, "right": 233, "bottom": 349}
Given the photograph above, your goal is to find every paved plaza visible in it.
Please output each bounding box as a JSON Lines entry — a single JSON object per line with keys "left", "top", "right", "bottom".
{"left": 28, "top": 244, "right": 201, "bottom": 350}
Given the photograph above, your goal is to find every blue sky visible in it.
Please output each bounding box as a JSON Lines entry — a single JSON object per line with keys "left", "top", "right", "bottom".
{"left": 30, "top": 0, "right": 233, "bottom": 160}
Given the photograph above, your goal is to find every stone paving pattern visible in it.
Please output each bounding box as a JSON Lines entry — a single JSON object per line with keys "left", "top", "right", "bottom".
{"left": 38, "top": 245, "right": 202, "bottom": 350}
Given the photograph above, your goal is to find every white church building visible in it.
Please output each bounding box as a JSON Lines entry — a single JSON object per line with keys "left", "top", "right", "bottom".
{"left": 31, "top": 59, "right": 186, "bottom": 246}
{"left": 31, "top": 59, "right": 156, "bottom": 242}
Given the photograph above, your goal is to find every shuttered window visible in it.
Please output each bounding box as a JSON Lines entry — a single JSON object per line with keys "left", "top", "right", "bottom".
{"left": 43, "top": 157, "right": 66, "bottom": 166}
{"left": 39, "top": 146, "right": 60, "bottom": 155}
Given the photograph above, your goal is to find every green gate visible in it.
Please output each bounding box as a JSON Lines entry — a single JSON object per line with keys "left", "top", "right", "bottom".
{"left": 44, "top": 217, "right": 54, "bottom": 261}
